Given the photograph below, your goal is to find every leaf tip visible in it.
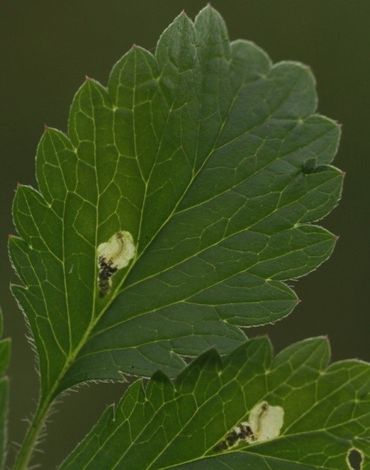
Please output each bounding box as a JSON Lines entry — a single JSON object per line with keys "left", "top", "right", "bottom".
{"left": 130, "top": 43, "right": 144, "bottom": 55}
{"left": 204, "top": 3, "right": 219, "bottom": 15}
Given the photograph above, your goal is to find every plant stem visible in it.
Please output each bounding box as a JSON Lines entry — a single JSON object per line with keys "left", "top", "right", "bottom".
{"left": 13, "top": 398, "right": 52, "bottom": 470}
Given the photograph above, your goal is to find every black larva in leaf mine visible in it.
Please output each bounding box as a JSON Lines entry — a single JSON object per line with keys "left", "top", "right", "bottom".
{"left": 214, "top": 401, "right": 284, "bottom": 452}
{"left": 97, "top": 231, "right": 136, "bottom": 297}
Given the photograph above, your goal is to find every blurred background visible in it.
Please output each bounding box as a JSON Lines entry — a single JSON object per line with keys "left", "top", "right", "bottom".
{"left": 0, "top": 0, "right": 369, "bottom": 467}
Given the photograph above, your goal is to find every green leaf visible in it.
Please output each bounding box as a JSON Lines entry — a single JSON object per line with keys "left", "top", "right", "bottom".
{"left": 61, "top": 337, "right": 370, "bottom": 470}
{"left": 9, "top": 6, "right": 343, "bottom": 397}
{"left": 0, "top": 309, "right": 11, "bottom": 470}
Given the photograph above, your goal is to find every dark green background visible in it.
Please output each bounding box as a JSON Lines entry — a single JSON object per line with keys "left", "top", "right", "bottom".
{"left": 0, "top": 0, "right": 369, "bottom": 467}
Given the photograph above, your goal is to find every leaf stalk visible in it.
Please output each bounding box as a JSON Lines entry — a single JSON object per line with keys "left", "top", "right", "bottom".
{"left": 13, "top": 398, "right": 52, "bottom": 470}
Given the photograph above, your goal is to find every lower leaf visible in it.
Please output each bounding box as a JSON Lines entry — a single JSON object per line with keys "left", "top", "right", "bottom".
{"left": 60, "top": 337, "right": 370, "bottom": 470}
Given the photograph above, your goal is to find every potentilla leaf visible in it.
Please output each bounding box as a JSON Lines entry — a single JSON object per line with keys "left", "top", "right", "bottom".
{"left": 9, "top": 5, "right": 343, "bottom": 397}
{"left": 60, "top": 337, "right": 370, "bottom": 470}
{"left": 0, "top": 309, "right": 10, "bottom": 469}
